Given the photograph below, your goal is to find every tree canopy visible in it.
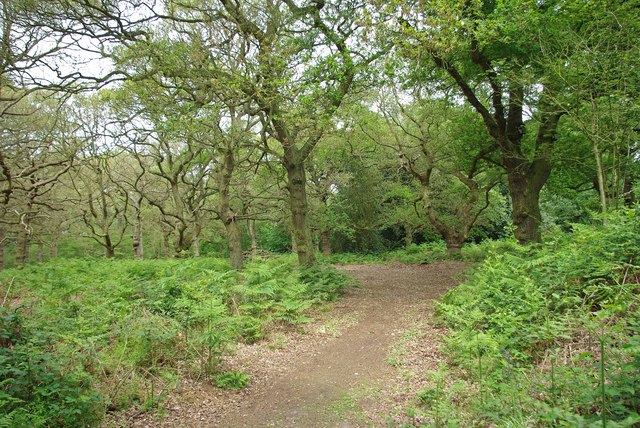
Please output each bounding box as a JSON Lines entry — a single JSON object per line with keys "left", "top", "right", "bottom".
{"left": 0, "top": 0, "right": 637, "bottom": 267}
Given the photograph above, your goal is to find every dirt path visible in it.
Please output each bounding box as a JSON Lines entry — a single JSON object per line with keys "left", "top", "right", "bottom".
{"left": 130, "top": 262, "right": 467, "bottom": 428}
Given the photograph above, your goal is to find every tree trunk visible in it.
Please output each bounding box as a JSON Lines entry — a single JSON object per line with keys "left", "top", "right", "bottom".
{"left": 50, "top": 239, "right": 58, "bottom": 259}
{"left": 132, "top": 198, "right": 144, "bottom": 259}
{"left": 446, "top": 241, "right": 463, "bottom": 256}
{"left": 285, "top": 159, "right": 315, "bottom": 266}
{"left": 105, "top": 235, "right": 115, "bottom": 258}
{"left": 248, "top": 219, "right": 258, "bottom": 257}
{"left": 193, "top": 234, "right": 200, "bottom": 257}
{"left": 162, "top": 229, "right": 172, "bottom": 258}
{"left": 0, "top": 229, "right": 5, "bottom": 271}
{"left": 593, "top": 140, "right": 608, "bottom": 213}
{"left": 217, "top": 143, "right": 242, "bottom": 267}
{"left": 404, "top": 226, "right": 414, "bottom": 248}
{"left": 623, "top": 178, "right": 635, "bottom": 207}
{"left": 420, "top": 175, "right": 471, "bottom": 255}
{"left": 192, "top": 218, "right": 201, "bottom": 258}
{"left": 225, "top": 220, "right": 243, "bottom": 270}
{"left": 506, "top": 162, "right": 546, "bottom": 244}
{"left": 15, "top": 229, "right": 29, "bottom": 266}
{"left": 37, "top": 242, "right": 44, "bottom": 263}
{"left": 432, "top": 56, "right": 562, "bottom": 245}
{"left": 15, "top": 207, "right": 31, "bottom": 267}
{"left": 319, "top": 230, "right": 331, "bottom": 256}
{"left": 174, "top": 223, "right": 192, "bottom": 257}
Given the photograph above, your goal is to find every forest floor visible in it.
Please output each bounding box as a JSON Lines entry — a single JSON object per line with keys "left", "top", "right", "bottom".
{"left": 125, "top": 262, "right": 469, "bottom": 428}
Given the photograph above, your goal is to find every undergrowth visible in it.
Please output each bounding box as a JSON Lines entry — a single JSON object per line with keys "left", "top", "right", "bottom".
{"left": 0, "top": 255, "right": 352, "bottom": 427}
{"left": 322, "top": 240, "right": 519, "bottom": 265}
{"left": 401, "top": 208, "right": 640, "bottom": 427}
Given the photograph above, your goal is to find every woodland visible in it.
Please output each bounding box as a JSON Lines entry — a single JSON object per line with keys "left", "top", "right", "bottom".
{"left": 0, "top": 0, "right": 639, "bottom": 426}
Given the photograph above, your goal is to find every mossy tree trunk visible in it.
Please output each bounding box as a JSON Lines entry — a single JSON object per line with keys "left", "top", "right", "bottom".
{"left": 284, "top": 151, "right": 315, "bottom": 266}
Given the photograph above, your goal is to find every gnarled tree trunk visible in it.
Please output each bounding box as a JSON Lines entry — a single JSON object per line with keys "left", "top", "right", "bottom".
{"left": 104, "top": 234, "right": 115, "bottom": 258}
{"left": 284, "top": 155, "right": 315, "bottom": 266}
{"left": 15, "top": 212, "right": 31, "bottom": 266}
{"left": 506, "top": 160, "right": 547, "bottom": 244}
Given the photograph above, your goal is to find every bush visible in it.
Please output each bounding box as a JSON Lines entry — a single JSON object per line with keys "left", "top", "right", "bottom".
{"left": 0, "top": 255, "right": 351, "bottom": 425}
{"left": 214, "top": 371, "right": 251, "bottom": 390}
{"left": 321, "top": 242, "right": 449, "bottom": 265}
{"left": 415, "top": 208, "right": 640, "bottom": 426}
{"left": 0, "top": 309, "right": 102, "bottom": 428}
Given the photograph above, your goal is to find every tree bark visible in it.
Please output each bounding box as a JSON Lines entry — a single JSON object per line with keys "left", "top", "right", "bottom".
{"left": 193, "top": 233, "right": 200, "bottom": 258}
{"left": 419, "top": 172, "right": 482, "bottom": 255}
{"left": 593, "top": 140, "right": 608, "bottom": 213}
{"left": 508, "top": 182, "right": 543, "bottom": 243}
{"left": 623, "top": 177, "right": 635, "bottom": 207}
{"left": 225, "top": 219, "right": 243, "bottom": 270}
{"left": 0, "top": 229, "right": 5, "bottom": 271}
{"left": 161, "top": 224, "right": 172, "bottom": 258}
{"left": 505, "top": 156, "right": 549, "bottom": 244}
{"left": 192, "top": 217, "right": 201, "bottom": 258}
{"left": 217, "top": 144, "right": 242, "bottom": 269}
{"left": 15, "top": 228, "right": 29, "bottom": 266}
{"left": 248, "top": 219, "right": 258, "bottom": 257}
{"left": 404, "top": 226, "right": 414, "bottom": 248}
{"left": 15, "top": 199, "right": 33, "bottom": 266}
{"left": 132, "top": 196, "right": 144, "bottom": 259}
{"left": 105, "top": 234, "right": 115, "bottom": 258}
{"left": 319, "top": 230, "right": 331, "bottom": 256}
{"left": 285, "top": 156, "right": 315, "bottom": 266}
{"left": 173, "top": 222, "right": 192, "bottom": 257}
{"left": 37, "top": 242, "right": 44, "bottom": 263}
{"left": 446, "top": 241, "right": 463, "bottom": 256}
{"left": 50, "top": 239, "right": 58, "bottom": 259}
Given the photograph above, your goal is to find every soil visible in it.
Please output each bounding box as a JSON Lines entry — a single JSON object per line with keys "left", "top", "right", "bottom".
{"left": 124, "top": 262, "right": 469, "bottom": 428}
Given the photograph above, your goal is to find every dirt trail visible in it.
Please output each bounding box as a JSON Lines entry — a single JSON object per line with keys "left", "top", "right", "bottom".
{"left": 133, "top": 262, "right": 467, "bottom": 428}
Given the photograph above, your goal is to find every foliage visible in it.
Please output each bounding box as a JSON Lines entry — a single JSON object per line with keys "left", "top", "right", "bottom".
{"left": 321, "top": 242, "right": 447, "bottom": 265}
{"left": 322, "top": 239, "right": 519, "bottom": 265}
{"left": 0, "top": 309, "right": 102, "bottom": 428}
{"left": 0, "top": 256, "right": 351, "bottom": 425}
{"left": 257, "top": 223, "right": 292, "bottom": 253}
{"left": 214, "top": 371, "right": 251, "bottom": 390}
{"left": 409, "top": 208, "right": 640, "bottom": 426}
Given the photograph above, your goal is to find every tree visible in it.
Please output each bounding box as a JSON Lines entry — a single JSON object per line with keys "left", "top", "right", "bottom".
{"left": 367, "top": 90, "right": 500, "bottom": 254}
{"left": 544, "top": 0, "right": 640, "bottom": 212}
{"left": 305, "top": 132, "right": 359, "bottom": 256}
{"left": 384, "top": 0, "right": 576, "bottom": 243}
{"left": 147, "top": 0, "right": 382, "bottom": 265}
{"left": 0, "top": 94, "right": 75, "bottom": 267}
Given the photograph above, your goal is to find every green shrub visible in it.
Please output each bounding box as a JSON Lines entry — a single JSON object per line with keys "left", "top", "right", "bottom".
{"left": 419, "top": 208, "right": 640, "bottom": 426}
{"left": 0, "top": 255, "right": 351, "bottom": 425}
{"left": 214, "top": 371, "right": 251, "bottom": 390}
{"left": 0, "top": 309, "right": 102, "bottom": 428}
{"left": 321, "top": 242, "right": 449, "bottom": 265}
